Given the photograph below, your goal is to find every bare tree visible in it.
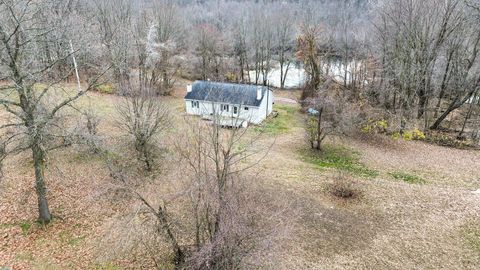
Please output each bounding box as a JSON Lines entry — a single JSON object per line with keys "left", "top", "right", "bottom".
{"left": 93, "top": 0, "right": 133, "bottom": 87}
{"left": 106, "top": 161, "right": 186, "bottom": 268}
{"left": 305, "top": 79, "right": 355, "bottom": 151}
{"left": 132, "top": 4, "right": 183, "bottom": 96}
{"left": 116, "top": 84, "right": 170, "bottom": 171}
{"left": 106, "top": 103, "right": 270, "bottom": 269}
{"left": 297, "top": 25, "right": 323, "bottom": 100}
{"left": 429, "top": 2, "right": 480, "bottom": 130}
{"left": 232, "top": 16, "right": 250, "bottom": 83}
{"left": 176, "top": 111, "right": 270, "bottom": 269}
{"left": 249, "top": 9, "right": 274, "bottom": 86}
{"left": 0, "top": 0, "right": 104, "bottom": 223}
{"left": 192, "top": 24, "right": 226, "bottom": 81}
{"left": 272, "top": 7, "right": 295, "bottom": 89}
{"left": 376, "top": 0, "right": 468, "bottom": 128}
{"left": 149, "top": 0, "right": 184, "bottom": 95}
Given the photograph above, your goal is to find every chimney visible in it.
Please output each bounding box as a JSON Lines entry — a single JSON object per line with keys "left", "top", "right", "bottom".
{"left": 187, "top": 84, "right": 192, "bottom": 93}
{"left": 256, "top": 86, "right": 263, "bottom": 100}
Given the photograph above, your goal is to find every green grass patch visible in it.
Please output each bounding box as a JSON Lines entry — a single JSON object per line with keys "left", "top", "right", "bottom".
{"left": 19, "top": 221, "right": 32, "bottom": 235}
{"left": 15, "top": 251, "right": 34, "bottom": 262}
{"left": 67, "top": 235, "right": 86, "bottom": 246}
{"left": 70, "top": 151, "right": 105, "bottom": 164}
{"left": 1, "top": 220, "right": 34, "bottom": 235}
{"left": 301, "top": 144, "right": 378, "bottom": 178}
{"left": 0, "top": 222, "right": 17, "bottom": 229}
{"left": 389, "top": 171, "right": 425, "bottom": 184}
{"left": 255, "top": 104, "right": 297, "bottom": 135}
{"left": 32, "top": 260, "right": 60, "bottom": 270}
{"left": 465, "top": 225, "right": 480, "bottom": 254}
{"left": 59, "top": 230, "right": 86, "bottom": 246}
{"left": 90, "top": 262, "right": 123, "bottom": 270}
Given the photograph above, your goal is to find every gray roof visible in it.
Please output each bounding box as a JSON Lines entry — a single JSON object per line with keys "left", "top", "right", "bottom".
{"left": 184, "top": 81, "right": 268, "bottom": 107}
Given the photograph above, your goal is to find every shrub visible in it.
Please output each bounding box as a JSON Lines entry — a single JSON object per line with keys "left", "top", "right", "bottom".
{"left": 329, "top": 173, "right": 359, "bottom": 199}
{"left": 402, "top": 129, "right": 425, "bottom": 141}
{"left": 306, "top": 114, "right": 327, "bottom": 150}
{"left": 116, "top": 86, "right": 170, "bottom": 171}
{"left": 95, "top": 83, "right": 116, "bottom": 94}
{"left": 391, "top": 129, "right": 426, "bottom": 141}
{"left": 79, "top": 108, "right": 102, "bottom": 153}
{"left": 361, "top": 119, "right": 388, "bottom": 134}
{"left": 391, "top": 132, "right": 401, "bottom": 140}
{"left": 225, "top": 71, "right": 237, "bottom": 82}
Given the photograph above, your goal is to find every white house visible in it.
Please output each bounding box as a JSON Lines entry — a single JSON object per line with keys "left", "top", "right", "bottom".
{"left": 184, "top": 81, "right": 274, "bottom": 127}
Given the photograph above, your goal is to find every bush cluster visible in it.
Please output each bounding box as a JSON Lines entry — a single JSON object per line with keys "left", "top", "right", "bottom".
{"left": 329, "top": 173, "right": 360, "bottom": 199}
{"left": 361, "top": 119, "right": 388, "bottom": 134}
{"left": 95, "top": 83, "right": 116, "bottom": 94}
{"left": 393, "top": 129, "right": 426, "bottom": 141}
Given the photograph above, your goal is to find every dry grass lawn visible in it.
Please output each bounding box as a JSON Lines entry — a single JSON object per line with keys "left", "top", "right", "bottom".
{"left": 0, "top": 84, "right": 479, "bottom": 269}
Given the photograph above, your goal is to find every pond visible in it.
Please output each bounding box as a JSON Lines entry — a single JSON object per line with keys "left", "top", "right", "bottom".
{"left": 248, "top": 60, "right": 364, "bottom": 89}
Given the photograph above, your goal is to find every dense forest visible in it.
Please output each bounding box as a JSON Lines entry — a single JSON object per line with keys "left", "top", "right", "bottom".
{"left": 3, "top": 0, "right": 479, "bottom": 136}
{"left": 1, "top": 0, "right": 480, "bottom": 269}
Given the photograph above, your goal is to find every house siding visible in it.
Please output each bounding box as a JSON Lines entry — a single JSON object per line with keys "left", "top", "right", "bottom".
{"left": 185, "top": 89, "right": 273, "bottom": 126}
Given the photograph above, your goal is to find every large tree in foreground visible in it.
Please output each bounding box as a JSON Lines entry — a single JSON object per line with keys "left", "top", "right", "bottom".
{"left": 0, "top": 0, "right": 102, "bottom": 223}
{"left": 107, "top": 107, "right": 272, "bottom": 269}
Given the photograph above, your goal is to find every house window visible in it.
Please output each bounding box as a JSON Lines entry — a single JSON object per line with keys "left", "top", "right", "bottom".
{"left": 233, "top": 106, "right": 238, "bottom": 114}
{"left": 244, "top": 106, "right": 249, "bottom": 111}
{"left": 221, "top": 104, "right": 229, "bottom": 112}
{"left": 191, "top": 101, "right": 199, "bottom": 108}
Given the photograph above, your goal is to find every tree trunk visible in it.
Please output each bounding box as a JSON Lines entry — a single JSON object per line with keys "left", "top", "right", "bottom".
{"left": 156, "top": 205, "right": 185, "bottom": 268}
{"left": 316, "top": 108, "right": 323, "bottom": 151}
{"left": 281, "top": 61, "right": 291, "bottom": 90}
{"left": 239, "top": 54, "right": 245, "bottom": 82}
{"left": 430, "top": 97, "right": 462, "bottom": 130}
{"left": 458, "top": 91, "right": 478, "bottom": 138}
{"left": 434, "top": 49, "right": 454, "bottom": 119}
{"left": 417, "top": 76, "right": 428, "bottom": 119}
{"left": 32, "top": 142, "right": 52, "bottom": 223}
{"left": 280, "top": 59, "right": 284, "bottom": 89}
{"left": 458, "top": 102, "right": 473, "bottom": 138}
{"left": 431, "top": 78, "right": 480, "bottom": 130}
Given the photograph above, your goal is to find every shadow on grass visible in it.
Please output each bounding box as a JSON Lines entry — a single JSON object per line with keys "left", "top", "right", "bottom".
{"left": 300, "top": 144, "right": 378, "bottom": 178}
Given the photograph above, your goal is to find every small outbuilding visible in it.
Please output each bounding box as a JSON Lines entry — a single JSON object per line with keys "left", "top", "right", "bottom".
{"left": 184, "top": 80, "right": 274, "bottom": 127}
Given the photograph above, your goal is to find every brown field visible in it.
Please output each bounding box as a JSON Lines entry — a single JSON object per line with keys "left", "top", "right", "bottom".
{"left": 1, "top": 82, "right": 479, "bottom": 269}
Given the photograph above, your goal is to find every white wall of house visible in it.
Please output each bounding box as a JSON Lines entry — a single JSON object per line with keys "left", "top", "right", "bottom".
{"left": 185, "top": 88, "right": 274, "bottom": 126}
{"left": 257, "top": 89, "right": 274, "bottom": 123}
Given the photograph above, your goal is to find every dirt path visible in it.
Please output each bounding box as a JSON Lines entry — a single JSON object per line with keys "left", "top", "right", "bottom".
{"left": 274, "top": 97, "right": 298, "bottom": 105}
